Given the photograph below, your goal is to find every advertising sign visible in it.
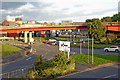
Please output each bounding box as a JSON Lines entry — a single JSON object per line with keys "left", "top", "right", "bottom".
{"left": 59, "top": 41, "right": 70, "bottom": 52}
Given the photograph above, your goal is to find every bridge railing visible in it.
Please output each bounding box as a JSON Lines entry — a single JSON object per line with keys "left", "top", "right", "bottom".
{"left": 0, "top": 25, "right": 83, "bottom": 30}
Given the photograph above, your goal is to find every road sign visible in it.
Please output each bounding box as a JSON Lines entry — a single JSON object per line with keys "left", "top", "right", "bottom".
{"left": 59, "top": 41, "right": 70, "bottom": 52}
{"left": 80, "top": 43, "right": 82, "bottom": 46}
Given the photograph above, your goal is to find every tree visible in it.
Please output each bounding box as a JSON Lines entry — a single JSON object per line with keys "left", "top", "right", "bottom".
{"left": 88, "top": 20, "right": 106, "bottom": 40}
{"left": 86, "top": 19, "right": 92, "bottom": 22}
{"left": 112, "top": 14, "right": 118, "bottom": 22}
{"left": 86, "top": 18, "right": 99, "bottom": 22}
{"left": 92, "top": 18, "right": 99, "bottom": 22}
{"left": 101, "top": 16, "right": 112, "bottom": 22}
{"left": 118, "top": 12, "right": 120, "bottom": 22}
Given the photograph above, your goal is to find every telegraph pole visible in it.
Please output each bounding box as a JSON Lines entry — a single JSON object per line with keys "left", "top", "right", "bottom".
{"left": 92, "top": 37, "right": 94, "bottom": 64}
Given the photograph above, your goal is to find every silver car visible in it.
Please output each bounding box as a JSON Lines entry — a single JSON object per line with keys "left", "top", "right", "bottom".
{"left": 104, "top": 46, "right": 120, "bottom": 52}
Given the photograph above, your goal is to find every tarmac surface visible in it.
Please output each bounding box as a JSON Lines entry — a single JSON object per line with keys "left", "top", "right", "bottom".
{"left": 1, "top": 40, "right": 120, "bottom": 79}
{"left": 61, "top": 62, "right": 120, "bottom": 79}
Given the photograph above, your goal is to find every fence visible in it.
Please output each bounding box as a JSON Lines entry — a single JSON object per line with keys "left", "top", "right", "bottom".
{"left": 0, "top": 67, "right": 31, "bottom": 78}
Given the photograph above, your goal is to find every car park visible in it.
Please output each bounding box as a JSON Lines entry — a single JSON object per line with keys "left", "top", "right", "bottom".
{"left": 104, "top": 46, "right": 120, "bottom": 52}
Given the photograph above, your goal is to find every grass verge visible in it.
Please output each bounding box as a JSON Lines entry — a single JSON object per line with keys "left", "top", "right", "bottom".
{"left": 71, "top": 54, "right": 120, "bottom": 65}
{"left": 71, "top": 42, "right": 120, "bottom": 48}
{"left": 34, "top": 37, "right": 73, "bottom": 41}
{"left": 0, "top": 44, "right": 20, "bottom": 57}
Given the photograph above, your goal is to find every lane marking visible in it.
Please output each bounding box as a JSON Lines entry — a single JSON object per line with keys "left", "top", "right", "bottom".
{"left": 103, "top": 74, "right": 117, "bottom": 78}
{"left": 26, "top": 57, "right": 31, "bottom": 60}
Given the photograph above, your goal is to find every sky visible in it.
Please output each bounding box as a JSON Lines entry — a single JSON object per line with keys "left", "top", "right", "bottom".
{"left": 0, "top": 0, "right": 120, "bottom": 23}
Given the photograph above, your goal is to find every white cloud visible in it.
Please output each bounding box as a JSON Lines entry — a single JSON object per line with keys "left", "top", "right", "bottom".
{"left": 1, "top": 0, "right": 119, "bottom": 22}
{"left": 18, "top": 2, "right": 35, "bottom": 10}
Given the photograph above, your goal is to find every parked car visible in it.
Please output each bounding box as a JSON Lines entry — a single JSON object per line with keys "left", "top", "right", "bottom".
{"left": 45, "top": 41, "right": 50, "bottom": 44}
{"left": 104, "top": 46, "right": 120, "bottom": 52}
{"left": 50, "top": 41, "right": 58, "bottom": 45}
{"left": 49, "top": 39, "right": 56, "bottom": 42}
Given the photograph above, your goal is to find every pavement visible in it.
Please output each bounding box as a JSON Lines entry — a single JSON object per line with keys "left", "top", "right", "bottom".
{"left": 58, "top": 62, "right": 120, "bottom": 79}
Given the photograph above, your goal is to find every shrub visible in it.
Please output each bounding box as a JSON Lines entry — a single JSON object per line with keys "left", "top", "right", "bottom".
{"left": 94, "top": 41, "right": 100, "bottom": 44}
{"left": 27, "top": 52, "right": 75, "bottom": 78}
{"left": 100, "top": 37, "right": 107, "bottom": 43}
{"left": 107, "top": 33, "right": 117, "bottom": 42}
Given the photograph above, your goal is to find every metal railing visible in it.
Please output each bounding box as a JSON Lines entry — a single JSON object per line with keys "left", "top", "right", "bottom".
{"left": 0, "top": 67, "right": 31, "bottom": 78}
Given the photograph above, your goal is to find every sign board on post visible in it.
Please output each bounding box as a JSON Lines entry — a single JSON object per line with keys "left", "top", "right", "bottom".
{"left": 59, "top": 41, "right": 70, "bottom": 59}
{"left": 59, "top": 41, "right": 70, "bottom": 52}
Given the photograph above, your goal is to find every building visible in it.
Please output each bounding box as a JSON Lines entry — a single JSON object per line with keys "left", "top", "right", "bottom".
{"left": 8, "top": 21, "right": 16, "bottom": 26}
{"left": 15, "top": 18, "right": 22, "bottom": 24}
{"left": 2, "top": 20, "right": 9, "bottom": 26}
{"left": 0, "top": 21, "right": 3, "bottom": 24}
{"left": 27, "top": 20, "right": 36, "bottom": 24}
{"left": 6, "top": 15, "right": 15, "bottom": 22}
{"left": 71, "top": 22, "right": 88, "bottom": 26}
{"left": 2, "top": 20, "right": 16, "bottom": 26}
{"left": 61, "top": 20, "right": 72, "bottom": 25}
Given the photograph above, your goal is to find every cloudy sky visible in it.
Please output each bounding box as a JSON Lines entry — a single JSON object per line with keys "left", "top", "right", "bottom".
{"left": 0, "top": 0, "right": 119, "bottom": 22}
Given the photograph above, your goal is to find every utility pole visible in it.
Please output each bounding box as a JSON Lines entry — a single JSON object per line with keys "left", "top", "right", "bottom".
{"left": 88, "top": 37, "right": 89, "bottom": 63}
{"left": 92, "top": 37, "right": 94, "bottom": 64}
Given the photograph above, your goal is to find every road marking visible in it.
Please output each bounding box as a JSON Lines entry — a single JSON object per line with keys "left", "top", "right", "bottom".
{"left": 26, "top": 57, "right": 31, "bottom": 60}
{"left": 103, "top": 74, "right": 117, "bottom": 78}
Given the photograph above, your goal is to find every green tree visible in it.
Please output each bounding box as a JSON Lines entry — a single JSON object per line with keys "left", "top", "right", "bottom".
{"left": 112, "top": 14, "right": 118, "bottom": 22}
{"left": 118, "top": 12, "right": 120, "bottom": 22}
{"left": 86, "top": 19, "right": 92, "bottom": 22}
{"left": 88, "top": 20, "right": 106, "bottom": 40}
{"left": 92, "top": 18, "right": 99, "bottom": 22}
{"left": 101, "top": 16, "right": 112, "bottom": 22}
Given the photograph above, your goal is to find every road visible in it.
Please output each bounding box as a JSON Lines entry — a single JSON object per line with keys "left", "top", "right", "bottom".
{"left": 71, "top": 47, "right": 120, "bottom": 55}
{"left": 62, "top": 62, "right": 120, "bottom": 79}
{"left": 2, "top": 54, "right": 36, "bottom": 73}
{"left": 1, "top": 41, "right": 119, "bottom": 76}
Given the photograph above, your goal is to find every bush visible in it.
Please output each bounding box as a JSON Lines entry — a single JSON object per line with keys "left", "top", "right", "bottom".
{"left": 107, "top": 33, "right": 117, "bottom": 42}
{"left": 94, "top": 41, "right": 100, "bottom": 44}
{"left": 100, "top": 37, "right": 107, "bottom": 43}
{"left": 27, "top": 52, "right": 75, "bottom": 78}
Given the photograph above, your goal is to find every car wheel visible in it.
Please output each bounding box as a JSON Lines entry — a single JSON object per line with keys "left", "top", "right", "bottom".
{"left": 105, "top": 49, "right": 108, "bottom": 52}
{"left": 115, "top": 49, "right": 119, "bottom": 52}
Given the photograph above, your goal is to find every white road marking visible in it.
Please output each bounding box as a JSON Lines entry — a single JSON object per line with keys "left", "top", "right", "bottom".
{"left": 26, "top": 57, "right": 31, "bottom": 60}
{"left": 103, "top": 74, "right": 117, "bottom": 78}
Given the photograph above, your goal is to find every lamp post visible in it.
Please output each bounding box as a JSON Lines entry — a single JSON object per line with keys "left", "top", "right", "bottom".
{"left": 88, "top": 36, "right": 89, "bottom": 63}
{"left": 92, "top": 37, "right": 94, "bottom": 64}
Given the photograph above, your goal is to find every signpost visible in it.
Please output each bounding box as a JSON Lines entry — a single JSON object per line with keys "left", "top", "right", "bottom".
{"left": 80, "top": 42, "right": 82, "bottom": 54}
{"left": 59, "top": 41, "right": 70, "bottom": 59}
{"left": 88, "top": 37, "right": 89, "bottom": 63}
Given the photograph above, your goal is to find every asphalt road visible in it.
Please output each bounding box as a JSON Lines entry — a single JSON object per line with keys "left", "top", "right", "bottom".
{"left": 2, "top": 54, "right": 36, "bottom": 73}
{"left": 62, "top": 63, "right": 120, "bottom": 79}
{"left": 1, "top": 41, "right": 119, "bottom": 76}
{"left": 71, "top": 47, "right": 120, "bottom": 55}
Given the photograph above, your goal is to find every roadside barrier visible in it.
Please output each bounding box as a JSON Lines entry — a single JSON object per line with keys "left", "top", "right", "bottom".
{"left": 0, "top": 67, "right": 32, "bottom": 78}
